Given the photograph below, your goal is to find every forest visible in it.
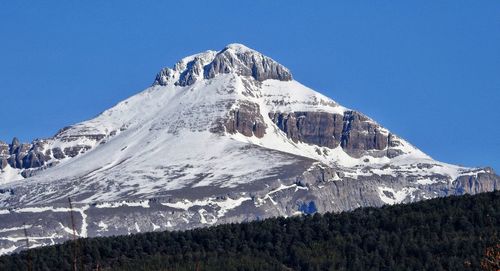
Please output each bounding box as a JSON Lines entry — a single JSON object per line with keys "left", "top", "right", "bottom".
{"left": 0, "top": 191, "right": 499, "bottom": 271}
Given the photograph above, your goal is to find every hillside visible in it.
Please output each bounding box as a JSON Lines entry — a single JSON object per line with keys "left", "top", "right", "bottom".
{"left": 1, "top": 191, "right": 498, "bottom": 271}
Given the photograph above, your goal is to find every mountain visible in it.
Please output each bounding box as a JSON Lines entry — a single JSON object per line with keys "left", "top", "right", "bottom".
{"left": 0, "top": 43, "right": 497, "bottom": 255}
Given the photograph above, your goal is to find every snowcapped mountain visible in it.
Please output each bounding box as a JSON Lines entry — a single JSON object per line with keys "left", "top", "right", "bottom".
{"left": 0, "top": 43, "right": 497, "bottom": 255}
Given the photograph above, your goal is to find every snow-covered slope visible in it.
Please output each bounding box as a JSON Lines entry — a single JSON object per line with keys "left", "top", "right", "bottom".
{"left": 0, "top": 43, "right": 497, "bottom": 255}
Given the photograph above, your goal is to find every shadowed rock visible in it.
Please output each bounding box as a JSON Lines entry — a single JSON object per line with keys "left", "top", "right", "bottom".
{"left": 223, "top": 101, "right": 267, "bottom": 138}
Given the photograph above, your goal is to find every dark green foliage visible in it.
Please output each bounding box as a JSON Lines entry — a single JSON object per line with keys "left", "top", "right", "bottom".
{"left": 1, "top": 191, "right": 499, "bottom": 270}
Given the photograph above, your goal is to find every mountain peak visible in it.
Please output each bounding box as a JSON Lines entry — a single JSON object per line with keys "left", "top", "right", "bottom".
{"left": 222, "top": 43, "right": 255, "bottom": 53}
{"left": 153, "top": 43, "right": 292, "bottom": 87}
{"left": 1, "top": 43, "right": 497, "bottom": 256}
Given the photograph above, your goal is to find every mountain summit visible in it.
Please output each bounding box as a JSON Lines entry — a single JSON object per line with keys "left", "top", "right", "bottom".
{"left": 0, "top": 44, "right": 497, "bottom": 254}
{"left": 153, "top": 43, "right": 292, "bottom": 87}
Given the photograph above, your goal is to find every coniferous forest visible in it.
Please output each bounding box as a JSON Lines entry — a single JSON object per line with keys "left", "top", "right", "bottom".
{"left": 0, "top": 191, "right": 499, "bottom": 271}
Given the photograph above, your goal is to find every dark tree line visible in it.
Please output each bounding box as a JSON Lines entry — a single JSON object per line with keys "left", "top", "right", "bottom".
{"left": 0, "top": 191, "right": 499, "bottom": 271}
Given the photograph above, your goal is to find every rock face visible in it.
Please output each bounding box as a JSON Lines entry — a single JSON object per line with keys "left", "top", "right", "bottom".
{"left": 0, "top": 43, "right": 498, "bottom": 255}
{"left": 269, "top": 111, "right": 396, "bottom": 157}
{"left": 269, "top": 111, "right": 344, "bottom": 148}
{"left": 153, "top": 44, "right": 292, "bottom": 87}
{"left": 0, "top": 137, "right": 95, "bottom": 172}
{"left": 0, "top": 142, "right": 9, "bottom": 170}
{"left": 340, "top": 111, "right": 389, "bottom": 157}
{"left": 453, "top": 171, "right": 500, "bottom": 194}
{"left": 0, "top": 125, "right": 109, "bottom": 181}
{"left": 176, "top": 52, "right": 216, "bottom": 87}
{"left": 223, "top": 101, "right": 267, "bottom": 138}
{"left": 204, "top": 44, "right": 292, "bottom": 83}
{"left": 3, "top": 138, "right": 43, "bottom": 170}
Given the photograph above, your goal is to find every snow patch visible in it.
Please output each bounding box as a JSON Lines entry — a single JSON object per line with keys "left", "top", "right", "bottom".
{"left": 377, "top": 187, "right": 418, "bottom": 205}
{"left": 95, "top": 200, "right": 150, "bottom": 209}
{"left": 58, "top": 222, "right": 76, "bottom": 236}
{"left": 162, "top": 196, "right": 251, "bottom": 219}
{"left": 198, "top": 209, "right": 208, "bottom": 224}
{"left": 152, "top": 223, "right": 160, "bottom": 231}
{"left": 0, "top": 245, "right": 18, "bottom": 255}
{"left": 416, "top": 179, "right": 437, "bottom": 185}
{"left": 256, "top": 183, "right": 308, "bottom": 207}
{"left": 0, "top": 165, "right": 23, "bottom": 185}
{"left": 98, "top": 221, "right": 108, "bottom": 232}
{"left": 0, "top": 225, "right": 31, "bottom": 233}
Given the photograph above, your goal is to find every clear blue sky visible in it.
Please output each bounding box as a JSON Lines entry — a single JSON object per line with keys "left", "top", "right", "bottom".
{"left": 0, "top": 1, "right": 498, "bottom": 170}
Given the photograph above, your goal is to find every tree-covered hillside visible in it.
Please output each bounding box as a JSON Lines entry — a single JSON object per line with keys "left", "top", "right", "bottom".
{"left": 1, "top": 191, "right": 499, "bottom": 271}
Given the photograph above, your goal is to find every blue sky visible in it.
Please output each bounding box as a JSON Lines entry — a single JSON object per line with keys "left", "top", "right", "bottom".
{"left": 0, "top": 1, "right": 498, "bottom": 170}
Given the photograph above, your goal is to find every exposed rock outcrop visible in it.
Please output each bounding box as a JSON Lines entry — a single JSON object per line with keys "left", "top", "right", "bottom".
{"left": 453, "top": 169, "right": 499, "bottom": 194}
{"left": 222, "top": 101, "right": 267, "bottom": 138}
{"left": 153, "top": 44, "right": 292, "bottom": 87}
{"left": 176, "top": 54, "right": 215, "bottom": 86}
{"left": 51, "top": 147, "right": 65, "bottom": 160}
{"left": 270, "top": 111, "right": 395, "bottom": 158}
{"left": 204, "top": 44, "right": 292, "bottom": 83}
{"left": 0, "top": 142, "right": 9, "bottom": 170}
{"left": 340, "top": 111, "right": 388, "bottom": 157}
{"left": 269, "top": 111, "right": 344, "bottom": 148}
{"left": 0, "top": 134, "right": 100, "bottom": 175}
